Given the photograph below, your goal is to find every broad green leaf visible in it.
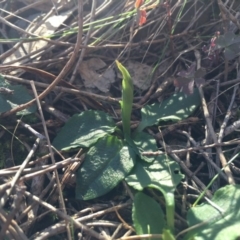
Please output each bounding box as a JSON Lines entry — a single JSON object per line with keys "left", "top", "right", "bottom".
{"left": 133, "top": 192, "right": 165, "bottom": 239}
{"left": 185, "top": 185, "right": 240, "bottom": 240}
{"left": 215, "top": 32, "right": 240, "bottom": 48}
{"left": 75, "top": 135, "right": 136, "bottom": 200}
{"left": 132, "top": 131, "right": 157, "bottom": 163}
{"left": 0, "top": 76, "right": 36, "bottom": 115}
{"left": 215, "top": 32, "right": 240, "bottom": 60}
{"left": 116, "top": 60, "right": 133, "bottom": 139}
{"left": 224, "top": 43, "right": 240, "bottom": 60}
{"left": 215, "top": 32, "right": 236, "bottom": 48}
{"left": 52, "top": 110, "right": 116, "bottom": 150}
{"left": 126, "top": 155, "right": 184, "bottom": 232}
{"left": 137, "top": 89, "right": 200, "bottom": 132}
{"left": 126, "top": 155, "right": 183, "bottom": 193}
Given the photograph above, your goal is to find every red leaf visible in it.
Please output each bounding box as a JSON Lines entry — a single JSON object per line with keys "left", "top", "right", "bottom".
{"left": 138, "top": 10, "right": 147, "bottom": 26}
{"left": 135, "top": 0, "right": 144, "bottom": 9}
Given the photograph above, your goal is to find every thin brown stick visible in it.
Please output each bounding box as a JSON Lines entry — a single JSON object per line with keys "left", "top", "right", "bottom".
{"left": 3, "top": 74, "right": 121, "bottom": 104}
{"left": 3, "top": 0, "right": 50, "bottom": 20}
{"left": 157, "top": 140, "right": 212, "bottom": 198}
{"left": 199, "top": 86, "right": 235, "bottom": 184}
{"left": 24, "top": 191, "right": 106, "bottom": 240}
{"left": 192, "top": 39, "right": 235, "bottom": 184}
{"left": 0, "top": 185, "right": 26, "bottom": 239}
{"left": 30, "top": 202, "right": 131, "bottom": 239}
{"left": 16, "top": 175, "right": 55, "bottom": 224}
{"left": 218, "top": 0, "right": 240, "bottom": 30}
{"left": 30, "top": 80, "right": 72, "bottom": 239}
{"left": 178, "top": 130, "right": 228, "bottom": 182}
{"left": 0, "top": 157, "right": 79, "bottom": 199}
{"left": 0, "top": 138, "right": 40, "bottom": 208}
{"left": 0, "top": 15, "right": 38, "bottom": 37}
{"left": 53, "top": 0, "right": 97, "bottom": 103}
{"left": 142, "top": 138, "right": 240, "bottom": 155}
{"left": 0, "top": 208, "right": 28, "bottom": 240}
{"left": 0, "top": 0, "right": 83, "bottom": 117}
{"left": 218, "top": 84, "right": 239, "bottom": 142}
{"left": 0, "top": 157, "right": 79, "bottom": 176}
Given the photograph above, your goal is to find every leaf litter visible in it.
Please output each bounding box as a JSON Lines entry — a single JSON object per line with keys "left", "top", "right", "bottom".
{"left": 78, "top": 58, "right": 116, "bottom": 92}
{"left": 1, "top": 0, "right": 240, "bottom": 239}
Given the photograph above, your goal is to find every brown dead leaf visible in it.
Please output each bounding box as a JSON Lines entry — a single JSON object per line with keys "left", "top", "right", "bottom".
{"left": 4, "top": 10, "right": 72, "bottom": 68}
{"left": 78, "top": 58, "right": 116, "bottom": 93}
{"left": 122, "top": 61, "right": 153, "bottom": 90}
